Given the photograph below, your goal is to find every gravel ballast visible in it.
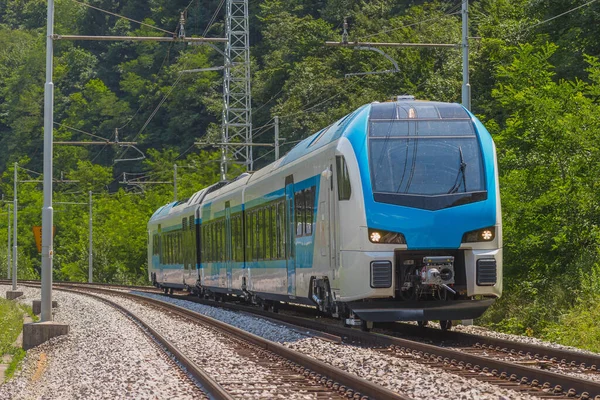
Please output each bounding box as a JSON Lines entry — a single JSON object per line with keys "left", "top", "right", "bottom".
{"left": 129, "top": 291, "right": 538, "bottom": 400}
{"left": 0, "top": 285, "right": 202, "bottom": 400}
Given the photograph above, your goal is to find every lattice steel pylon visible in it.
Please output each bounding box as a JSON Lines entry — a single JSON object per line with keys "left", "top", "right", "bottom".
{"left": 221, "top": 0, "right": 252, "bottom": 181}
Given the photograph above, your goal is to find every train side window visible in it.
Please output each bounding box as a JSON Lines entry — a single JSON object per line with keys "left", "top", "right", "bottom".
{"left": 167, "top": 234, "right": 171, "bottom": 264}
{"left": 239, "top": 215, "right": 244, "bottom": 262}
{"left": 203, "top": 226, "right": 207, "bottom": 263}
{"left": 234, "top": 215, "right": 241, "bottom": 262}
{"left": 278, "top": 201, "right": 286, "bottom": 258}
{"left": 256, "top": 211, "right": 261, "bottom": 260}
{"left": 268, "top": 205, "right": 274, "bottom": 260}
{"left": 336, "top": 155, "right": 352, "bottom": 200}
{"left": 275, "top": 203, "right": 281, "bottom": 259}
{"left": 166, "top": 234, "right": 170, "bottom": 264}
{"left": 210, "top": 224, "right": 215, "bottom": 263}
{"left": 202, "top": 225, "right": 206, "bottom": 262}
{"left": 215, "top": 222, "right": 219, "bottom": 262}
{"left": 245, "top": 211, "right": 252, "bottom": 262}
{"left": 295, "top": 191, "right": 304, "bottom": 237}
{"left": 262, "top": 208, "right": 267, "bottom": 260}
{"left": 305, "top": 187, "right": 314, "bottom": 235}
{"left": 222, "top": 220, "right": 227, "bottom": 262}
{"left": 218, "top": 221, "right": 223, "bottom": 262}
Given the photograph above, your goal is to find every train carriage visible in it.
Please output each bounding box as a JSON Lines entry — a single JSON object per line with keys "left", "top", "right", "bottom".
{"left": 148, "top": 97, "right": 502, "bottom": 327}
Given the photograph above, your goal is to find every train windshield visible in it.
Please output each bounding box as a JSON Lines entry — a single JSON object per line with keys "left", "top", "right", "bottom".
{"left": 368, "top": 102, "right": 486, "bottom": 210}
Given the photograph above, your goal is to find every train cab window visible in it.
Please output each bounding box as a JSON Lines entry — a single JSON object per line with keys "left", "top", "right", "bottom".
{"left": 336, "top": 156, "right": 352, "bottom": 200}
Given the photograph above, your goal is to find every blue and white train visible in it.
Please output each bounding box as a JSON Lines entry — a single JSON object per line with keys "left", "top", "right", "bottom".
{"left": 148, "top": 97, "right": 502, "bottom": 329}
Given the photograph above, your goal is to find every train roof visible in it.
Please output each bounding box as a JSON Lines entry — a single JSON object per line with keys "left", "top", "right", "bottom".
{"left": 277, "top": 104, "right": 368, "bottom": 168}
{"left": 148, "top": 180, "right": 232, "bottom": 224}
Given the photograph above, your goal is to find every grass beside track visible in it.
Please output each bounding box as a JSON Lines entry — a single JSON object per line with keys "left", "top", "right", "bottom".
{"left": 0, "top": 298, "right": 35, "bottom": 381}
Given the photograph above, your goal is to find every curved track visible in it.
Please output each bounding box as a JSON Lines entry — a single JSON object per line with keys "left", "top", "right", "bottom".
{"left": 150, "top": 290, "right": 600, "bottom": 400}
{"left": 11, "top": 280, "right": 600, "bottom": 399}
{"left": 17, "top": 282, "right": 410, "bottom": 400}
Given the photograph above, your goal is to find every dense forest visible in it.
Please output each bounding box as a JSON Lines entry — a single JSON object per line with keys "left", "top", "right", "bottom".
{"left": 0, "top": 0, "right": 599, "bottom": 350}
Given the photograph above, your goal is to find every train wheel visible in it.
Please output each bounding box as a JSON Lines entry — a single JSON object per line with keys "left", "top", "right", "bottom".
{"left": 417, "top": 320, "right": 429, "bottom": 329}
{"left": 169, "top": 288, "right": 174, "bottom": 295}
{"left": 439, "top": 320, "right": 452, "bottom": 331}
{"left": 269, "top": 302, "right": 279, "bottom": 313}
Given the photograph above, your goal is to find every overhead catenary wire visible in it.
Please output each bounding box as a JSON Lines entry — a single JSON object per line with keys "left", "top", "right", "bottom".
{"left": 91, "top": 43, "right": 175, "bottom": 163}
{"left": 358, "top": 3, "right": 463, "bottom": 41}
{"left": 69, "top": 0, "right": 175, "bottom": 35}
{"left": 202, "top": 0, "right": 226, "bottom": 37}
{"left": 115, "top": 73, "right": 184, "bottom": 161}
{"left": 54, "top": 122, "right": 111, "bottom": 142}
{"left": 277, "top": 72, "right": 370, "bottom": 120}
{"left": 525, "top": 0, "right": 598, "bottom": 31}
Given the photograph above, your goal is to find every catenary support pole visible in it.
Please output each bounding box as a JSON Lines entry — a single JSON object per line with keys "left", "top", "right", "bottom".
{"left": 274, "top": 116, "right": 280, "bottom": 161}
{"left": 6, "top": 205, "right": 10, "bottom": 280}
{"left": 12, "top": 163, "right": 17, "bottom": 290}
{"left": 88, "top": 191, "right": 92, "bottom": 283}
{"left": 461, "top": 0, "right": 471, "bottom": 110}
{"left": 41, "top": 0, "right": 55, "bottom": 322}
{"left": 174, "top": 164, "right": 177, "bottom": 202}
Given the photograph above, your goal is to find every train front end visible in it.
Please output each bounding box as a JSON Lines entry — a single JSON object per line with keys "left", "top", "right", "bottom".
{"left": 343, "top": 99, "right": 502, "bottom": 323}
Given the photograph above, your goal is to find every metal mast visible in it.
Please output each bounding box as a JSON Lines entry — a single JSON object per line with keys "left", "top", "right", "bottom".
{"left": 221, "top": 0, "right": 252, "bottom": 180}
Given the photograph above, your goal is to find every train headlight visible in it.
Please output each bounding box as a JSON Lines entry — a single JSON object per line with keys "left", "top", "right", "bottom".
{"left": 368, "top": 228, "right": 406, "bottom": 244}
{"left": 462, "top": 227, "right": 496, "bottom": 243}
{"left": 370, "top": 231, "right": 382, "bottom": 242}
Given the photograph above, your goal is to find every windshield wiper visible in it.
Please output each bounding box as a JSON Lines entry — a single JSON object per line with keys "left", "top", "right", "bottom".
{"left": 447, "top": 146, "right": 467, "bottom": 194}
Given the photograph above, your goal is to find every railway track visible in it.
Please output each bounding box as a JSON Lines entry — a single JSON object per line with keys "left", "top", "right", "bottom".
{"left": 9, "top": 281, "right": 600, "bottom": 399}
{"left": 147, "top": 289, "right": 600, "bottom": 400}
{"left": 16, "top": 282, "right": 409, "bottom": 400}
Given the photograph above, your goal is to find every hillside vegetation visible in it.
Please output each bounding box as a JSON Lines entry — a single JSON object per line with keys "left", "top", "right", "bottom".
{"left": 0, "top": 0, "right": 599, "bottom": 350}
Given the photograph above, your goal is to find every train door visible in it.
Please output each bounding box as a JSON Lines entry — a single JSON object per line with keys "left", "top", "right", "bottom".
{"left": 329, "top": 161, "right": 338, "bottom": 271}
{"left": 196, "top": 210, "right": 203, "bottom": 287}
{"left": 225, "top": 202, "right": 233, "bottom": 289}
{"left": 285, "top": 175, "right": 296, "bottom": 295}
{"left": 183, "top": 216, "right": 195, "bottom": 287}
{"left": 158, "top": 225, "right": 163, "bottom": 283}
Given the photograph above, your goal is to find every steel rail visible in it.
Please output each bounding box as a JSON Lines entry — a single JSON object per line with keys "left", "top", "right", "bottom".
{"left": 132, "top": 291, "right": 600, "bottom": 400}
{"left": 10, "top": 280, "right": 600, "bottom": 398}
{"left": 377, "top": 322, "right": 600, "bottom": 371}
{"left": 57, "top": 287, "right": 233, "bottom": 400}
{"left": 51, "top": 284, "right": 411, "bottom": 400}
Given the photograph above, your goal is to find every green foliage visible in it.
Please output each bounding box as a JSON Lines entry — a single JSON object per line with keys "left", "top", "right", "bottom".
{"left": 0, "top": 298, "right": 23, "bottom": 356}
{"left": 5, "top": 347, "right": 26, "bottom": 381}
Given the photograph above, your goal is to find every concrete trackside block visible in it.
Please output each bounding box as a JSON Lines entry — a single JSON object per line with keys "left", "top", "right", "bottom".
{"left": 462, "top": 319, "right": 474, "bottom": 326}
{"left": 32, "top": 300, "right": 58, "bottom": 315}
{"left": 6, "top": 291, "right": 23, "bottom": 300}
{"left": 23, "top": 322, "right": 69, "bottom": 350}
